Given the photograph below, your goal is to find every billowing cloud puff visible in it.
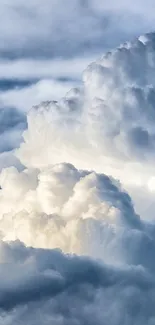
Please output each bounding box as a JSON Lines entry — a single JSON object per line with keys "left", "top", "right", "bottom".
{"left": 15, "top": 33, "right": 155, "bottom": 194}
{"left": 1, "top": 1, "right": 155, "bottom": 179}
{"left": 0, "top": 162, "right": 155, "bottom": 271}
{"left": 0, "top": 78, "right": 76, "bottom": 171}
{"left": 0, "top": 163, "right": 137, "bottom": 258}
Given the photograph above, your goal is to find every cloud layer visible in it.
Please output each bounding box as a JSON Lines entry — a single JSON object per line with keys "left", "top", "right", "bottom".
{"left": 0, "top": 240, "right": 155, "bottom": 325}
{"left": 0, "top": 0, "right": 154, "bottom": 59}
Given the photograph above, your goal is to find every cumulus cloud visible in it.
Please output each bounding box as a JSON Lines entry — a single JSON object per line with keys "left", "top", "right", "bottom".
{"left": 1, "top": 0, "right": 155, "bottom": 174}
{"left": 0, "top": 79, "right": 77, "bottom": 170}
{"left": 0, "top": 163, "right": 138, "bottom": 259}
{"left": 1, "top": 30, "right": 155, "bottom": 324}
{"left": 15, "top": 33, "right": 155, "bottom": 199}
{"left": 0, "top": 161, "right": 155, "bottom": 272}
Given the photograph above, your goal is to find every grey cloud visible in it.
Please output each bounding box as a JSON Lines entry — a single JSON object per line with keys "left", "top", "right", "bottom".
{"left": 0, "top": 0, "right": 154, "bottom": 59}
{"left": 0, "top": 107, "right": 26, "bottom": 154}
{"left": 0, "top": 241, "right": 155, "bottom": 325}
{"left": 0, "top": 107, "right": 26, "bottom": 135}
{"left": 0, "top": 79, "right": 32, "bottom": 91}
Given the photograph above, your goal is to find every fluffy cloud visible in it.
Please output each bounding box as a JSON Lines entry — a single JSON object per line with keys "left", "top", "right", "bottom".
{"left": 0, "top": 79, "right": 77, "bottom": 170}
{"left": 16, "top": 33, "right": 155, "bottom": 196}
{"left": 1, "top": 30, "right": 155, "bottom": 324}
{"left": 0, "top": 162, "right": 155, "bottom": 272}
{"left": 0, "top": 163, "right": 139, "bottom": 260}
{"left": 1, "top": 0, "right": 155, "bottom": 173}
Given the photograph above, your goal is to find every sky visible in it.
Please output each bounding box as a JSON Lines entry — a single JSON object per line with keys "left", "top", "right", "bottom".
{"left": 1, "top": 1, "right": 155, "bottom": 324}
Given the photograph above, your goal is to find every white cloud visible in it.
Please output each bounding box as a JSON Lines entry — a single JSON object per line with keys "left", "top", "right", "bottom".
{"left": 16, "top": 33, "right": 155, "bottom": 191}
{"left": 0, "top": 79, "right": 75, "bottom": 168}
{"left": 11, "top": 32, "right": 155, "bottom": 223}
{"left": 0, "top": 0, "right": 155, "bottom": 176}
{"left": 0, "top": 160, "right": 154, "bottom": 275}
{"left": 0, "top": 163, "right": 141, "bottom": 262}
